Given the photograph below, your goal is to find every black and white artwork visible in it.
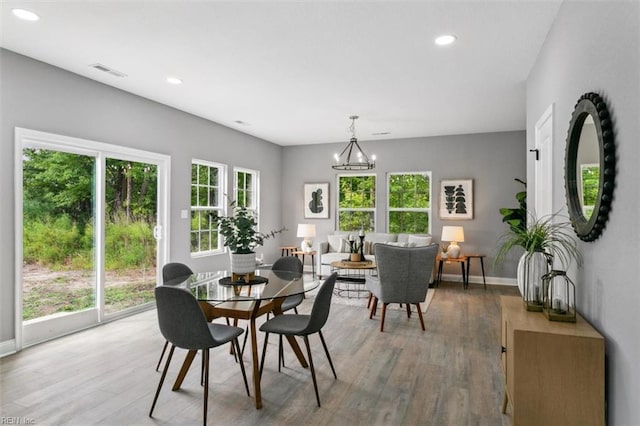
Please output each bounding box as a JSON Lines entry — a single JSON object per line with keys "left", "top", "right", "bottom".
{"left": 304, "top": 183, "right": 329, "bottom": 219}
{"left": 440, "top": 179, "right": 473, "bottom": 219}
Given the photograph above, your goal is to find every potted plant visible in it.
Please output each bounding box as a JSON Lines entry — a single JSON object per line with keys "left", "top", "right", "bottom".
{"left": 348, "top": 238, "right": 362, "bottom": 262}
{"left": 495, "top": 212, "right": 582, "bottom": 310}
{"left": 214, "top": 202, "right": 285, "bottom": 275}
{"left": 495, "top": 180, "right": 582, "bottom": 310}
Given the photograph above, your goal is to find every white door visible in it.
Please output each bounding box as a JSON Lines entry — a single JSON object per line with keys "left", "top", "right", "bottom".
{"left": 534, "top": 104, "right": 554, "bottom": 220}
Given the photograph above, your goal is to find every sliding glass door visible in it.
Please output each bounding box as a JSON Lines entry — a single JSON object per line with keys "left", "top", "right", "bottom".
{"left": 17, "top": 128, "right": 169, "bottom": 347}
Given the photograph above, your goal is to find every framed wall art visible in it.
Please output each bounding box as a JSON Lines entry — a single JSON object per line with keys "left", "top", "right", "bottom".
{"left": 304, "top": 182, "right": 329, "bottom": 219}
{"left": 440, "top": 179, "right": 473, "bottom": 220}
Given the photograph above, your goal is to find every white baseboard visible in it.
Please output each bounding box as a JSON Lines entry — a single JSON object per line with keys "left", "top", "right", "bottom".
{"left": 0, "top": 339, "right": 17, "bottom": 357}
{"left": 441, "top": 274, "right": 517, "bottom": 286}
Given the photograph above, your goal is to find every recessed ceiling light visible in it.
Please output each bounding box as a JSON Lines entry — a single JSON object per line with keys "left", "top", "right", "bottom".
{"left": 12, "top": 8, "right": 40, "bottom": 21}
{"left": 435, "top": 34, "right": 456, "bottom": 46}
{"left": 166, "top": 77, "right": 183, "bottom": 85}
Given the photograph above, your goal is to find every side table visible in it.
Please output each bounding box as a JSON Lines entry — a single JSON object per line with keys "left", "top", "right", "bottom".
{"left": 292, "top": 250, "right": 316, "bottom": 277}
{"left": 465, "top": 254, "right": 487, "bottom": 290}
{"left": 280, "top": 245, "right": 298, "bottom": 257}
{"left": 436, "top": 254, "right": 468, "bottom": 289}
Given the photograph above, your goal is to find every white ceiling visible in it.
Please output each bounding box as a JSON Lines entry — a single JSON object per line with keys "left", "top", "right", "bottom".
{"left": 0, "top": 1, "right": 562, "bottom": 146}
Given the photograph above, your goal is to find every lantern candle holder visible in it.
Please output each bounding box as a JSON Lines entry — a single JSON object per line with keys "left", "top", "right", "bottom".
{"left": 522, "top": 251, "right": 551, "bottom": 312}
{"left": 542, "top": 270, "right": 576, "bottom": 322}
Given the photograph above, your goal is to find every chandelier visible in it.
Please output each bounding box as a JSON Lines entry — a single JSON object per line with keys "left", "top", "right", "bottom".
{"left": 332, "top": 116, "right": 376, "bottom": 170}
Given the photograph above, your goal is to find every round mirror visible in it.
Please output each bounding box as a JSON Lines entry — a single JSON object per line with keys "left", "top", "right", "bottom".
{"left": 565, "top": 92, "right": 615, "bottom": 242}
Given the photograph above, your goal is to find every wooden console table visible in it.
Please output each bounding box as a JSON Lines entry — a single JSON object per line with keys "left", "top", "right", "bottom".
{"left": 500, "top": 296, "right": 604, "bottom": 425}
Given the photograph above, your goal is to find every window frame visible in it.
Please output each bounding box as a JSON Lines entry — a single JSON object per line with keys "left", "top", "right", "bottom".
{"left": 234, "top": 166, "right": 260, "bottom": 224}
{"left": 190, "top": 159, "right": 226, "bottom": 257}
{"left": 336, "top": 173, "right": 377, "bottom": 232}
{"left": 386, "top": 171, "right": 432, "bottom": 234}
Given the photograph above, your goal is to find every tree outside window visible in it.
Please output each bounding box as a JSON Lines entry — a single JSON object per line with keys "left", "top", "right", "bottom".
{"left": 388, "top": 172, "right": 431, "bottom": 234}
{"left": 235, "top": 167, "right": 259, "bottom": 218}
{"left": 338, "top": 174, "right": 376, "bottom": 231}
{"left": 191, "top": 160, "right": 225, "bottom": 255}
{"left": 232, "top": 168, "right": 261, "bottom": 250}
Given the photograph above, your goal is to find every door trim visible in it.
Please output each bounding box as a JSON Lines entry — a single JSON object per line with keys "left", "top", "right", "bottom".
{"left": 14, "top": 127, "right": 171, "bottom": 350}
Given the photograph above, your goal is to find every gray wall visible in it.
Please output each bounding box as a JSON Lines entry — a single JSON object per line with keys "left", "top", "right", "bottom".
{"left": 526, "top": 2, "right": 640, "bottom": 424}
{"left": 0, "top": 49, "right": 285, "bottom": 342}
{"left": 281, "top": 131, "right": 526, "bottom": 280}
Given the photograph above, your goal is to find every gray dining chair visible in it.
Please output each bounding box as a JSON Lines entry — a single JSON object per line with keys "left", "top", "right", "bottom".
{"left": 162, "top": 261, "right": 193, "bottom": 284}
{"left": 365, "top": 243, "right": 439, "bottom": 332}
{"left": 149, "top": 286, "right": 250, "bottom": 426}
{"left": 156, "top": 262, "right": 194, "bottom": 371}
{"left": 272, "top": 256, "right": 304, "bottom": 313}
{"left": 258, "top": 272, "right": 338, "bottom": 407}
{"left": 267, "top": 256, "right": 304, "bottom": 370}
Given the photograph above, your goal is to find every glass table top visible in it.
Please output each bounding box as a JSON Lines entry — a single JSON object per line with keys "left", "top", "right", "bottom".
{"left": 165, "top": 269, "right": 319, "bottom": 302}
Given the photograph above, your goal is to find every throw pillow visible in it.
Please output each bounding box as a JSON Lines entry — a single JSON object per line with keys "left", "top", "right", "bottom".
{"left": 408, "top": 235, "right": 432, "bottom": 247}
{"left": 327, "top": 235, "right": 345, "bottom": 253}
{"left": 385, "top": 241, "right": 408, "bottom": 247}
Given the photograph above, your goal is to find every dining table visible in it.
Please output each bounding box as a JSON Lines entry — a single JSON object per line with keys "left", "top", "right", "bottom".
{"left": 166, "top": 269, "right": 320, "bottom": 409}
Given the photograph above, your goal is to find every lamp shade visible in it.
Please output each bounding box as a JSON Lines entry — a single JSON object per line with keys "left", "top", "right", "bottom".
{"left": 296, "top": 224, "right": 316, "bottom": 238}
{"left": 441, "top": 226, "right": 465, "bottom": 243}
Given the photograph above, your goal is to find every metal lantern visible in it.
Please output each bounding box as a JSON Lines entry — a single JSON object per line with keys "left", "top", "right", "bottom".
{"left": 521, "top": 251, "right": 551, "bottom": 312}
{"left": 542, "top": 270, "right": 576, "bottom": 322}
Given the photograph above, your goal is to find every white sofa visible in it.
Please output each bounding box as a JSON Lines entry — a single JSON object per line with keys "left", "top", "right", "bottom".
{"left": 316, "top": 232, "right": 434, "bottom": 278}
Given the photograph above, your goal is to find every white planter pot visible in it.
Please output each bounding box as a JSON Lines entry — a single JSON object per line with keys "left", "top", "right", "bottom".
{"left": 230, "top": 252, "right": 257, "bottom": 274}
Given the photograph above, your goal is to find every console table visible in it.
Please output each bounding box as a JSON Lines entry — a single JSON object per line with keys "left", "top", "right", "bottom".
{"left": 500, "top": 296, "right": 604, "bottom": 425}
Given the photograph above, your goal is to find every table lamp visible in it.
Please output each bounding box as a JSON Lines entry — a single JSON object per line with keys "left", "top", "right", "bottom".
{"left": 297, "top": 224, "right": 316, "bottom": 253}
{"left": 441, "top": 226, "right": 465, "bottom": 258}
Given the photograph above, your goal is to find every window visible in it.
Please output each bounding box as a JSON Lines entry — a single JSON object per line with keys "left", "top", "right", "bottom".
{"left": 337, "top": 174, "right": 376, "bottom": 231}
{"left": 387, "top": 172, "right": 431, "bottom": 234}
{"left": 234, "top": 167, "right": 259, "bottom": 215}
{"left": 191, "top": 160, "right": 225, "bottom": 255}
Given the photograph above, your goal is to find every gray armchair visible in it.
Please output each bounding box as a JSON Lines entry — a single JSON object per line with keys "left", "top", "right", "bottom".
{"left": 365, "top": 243, "right": 439, "bottom": 332}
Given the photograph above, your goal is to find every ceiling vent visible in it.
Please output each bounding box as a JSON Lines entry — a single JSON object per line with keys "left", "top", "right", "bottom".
{"left": 89, "top": 63, "right": 127, "bottom": 78}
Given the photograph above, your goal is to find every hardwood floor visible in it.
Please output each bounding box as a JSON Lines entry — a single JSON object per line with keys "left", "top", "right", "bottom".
{"left": 0, "top": 280, "right": 519, "bottom": 425}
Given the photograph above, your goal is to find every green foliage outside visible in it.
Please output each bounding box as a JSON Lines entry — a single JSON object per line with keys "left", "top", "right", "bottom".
{"left": 339, "top": 173, "right": 431, "bottom": 233}
{"left": 22, "top": 148, "right": 158, "bottom": 320}
{"left": 581, "top": 165, "right": 599, "bottom": 218}
{"left": 388, "top": 174, "right": 430, "bottom": 233}
{"left": 338, "top": 175, "right": 376, "bottom": 231}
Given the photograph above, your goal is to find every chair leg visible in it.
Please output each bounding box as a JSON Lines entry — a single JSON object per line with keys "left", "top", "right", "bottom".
{"left": 201, "top": 350, "right": 205, "bottom": 386}
{"left": 150, "top": 344, "right": 175, "bottom": 417}
{"left": 259, "top": 332, "right": 270, "bottom": 379}
{"left": 278, "top": 334, "right": 284, "bottom": 371}
{"left": 294, "top": 307, "right": 299, "bottom": 314}
{"left": 203, "top": 349, "right": 209, "bottom": 426}
{"left": 380, "top": 303, "right": 388, "bottom": 332}
{"left": 318, "top": 330, "right": 337, "bottom": 379}
{"left": 416, "top": 303, "right": 425, "bottom": 331}
{"left": 303, "top": 335, "right": 321, "bottom": 407}
{"left": 406, "top": 304, "right": 411, "bottom": 318}
{"left": 369, "top": 296, "right": 378, "bottom": 319}
{"left": 155, "top": 340, "right": 169, "bottom": 371}
{"left": 233, "top": 338, "right": 250, "bottom": 397}
{"left": 367, "top": 293, "right": 372, "bottom": 309}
